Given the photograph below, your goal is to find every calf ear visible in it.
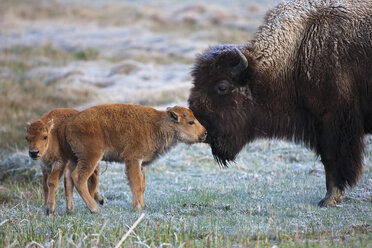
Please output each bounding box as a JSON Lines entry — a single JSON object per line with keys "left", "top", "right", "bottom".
{"left": 26, "top": 122, "right": 31, "bottom": 130}
{"left": 167, "top": 109, "right": 179, "bottom": 122}
{"left": 47, "top": 119, "right": 54, "bottom": 132}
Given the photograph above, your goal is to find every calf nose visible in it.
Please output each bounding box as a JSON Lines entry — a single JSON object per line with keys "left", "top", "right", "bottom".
{"left": 29, "top": 150, "right": 39, "bottom": 158}
{"left": 199, "top": 131, "right": 208, "bottom": 141}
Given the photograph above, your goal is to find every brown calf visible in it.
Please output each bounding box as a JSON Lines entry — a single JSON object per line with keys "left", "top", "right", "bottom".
{"left": 26, "top": 108, "right": 103, "bottom": 214}
{"left": 65, "top": 104, "right": 207, "bottom": 213}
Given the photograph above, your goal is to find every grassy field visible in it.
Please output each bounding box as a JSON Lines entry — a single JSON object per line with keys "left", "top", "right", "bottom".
{"left": 0, "top": 141, "right": 371, "bottom": 247}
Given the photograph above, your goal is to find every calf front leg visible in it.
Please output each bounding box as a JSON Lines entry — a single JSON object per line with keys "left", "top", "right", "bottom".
{"left": 88, "top": 163, "right": 104, "bottom": 205}
{"left": 46, "top": 161, "right": 64, "bottom": 215}
{"left": 140, "top": 167, "right": 146, "bottom": 209}
{"left": 125, "top": 160, "right": 145, "bottom": 210}
{"left": 64, "top": 161, "right": 75, "bottom": 213}
{"left": 42, "top": 170, "right": 49, "bottom": 209}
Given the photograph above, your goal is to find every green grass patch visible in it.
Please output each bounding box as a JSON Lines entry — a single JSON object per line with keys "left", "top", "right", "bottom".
{"left": 73, "top": 48, "right": 100, "bottom": 61}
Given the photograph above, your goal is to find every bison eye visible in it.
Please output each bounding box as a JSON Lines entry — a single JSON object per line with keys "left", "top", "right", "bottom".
{"left": 188, "top": 121, "right": 195, "bottom": 125}
{"left": 214, "top": 81, "right": 230, "bottom": 95}
{"left": 43, "top": 136, "right": 47, "bottom": 140}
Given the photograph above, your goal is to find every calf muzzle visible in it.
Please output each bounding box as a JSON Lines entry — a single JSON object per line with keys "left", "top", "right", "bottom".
{"left": 29, "top": 150, "right": 39, "bottom": 159}
{"left": 199, "top": 131, "right": 208, "bottom": 142}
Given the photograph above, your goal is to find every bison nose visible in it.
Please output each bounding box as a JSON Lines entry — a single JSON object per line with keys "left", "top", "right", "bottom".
{"left": 29, "top": 150, "right": 39, "bottom": 159}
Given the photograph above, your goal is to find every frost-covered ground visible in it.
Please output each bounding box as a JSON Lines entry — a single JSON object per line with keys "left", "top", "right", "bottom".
{"left": 0, "top": 0, "right": 371, "bottom": 247}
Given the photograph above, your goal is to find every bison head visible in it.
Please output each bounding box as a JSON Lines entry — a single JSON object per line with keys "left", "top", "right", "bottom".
{"left": 188, "top": 44, "right": 255, "bottom": 166}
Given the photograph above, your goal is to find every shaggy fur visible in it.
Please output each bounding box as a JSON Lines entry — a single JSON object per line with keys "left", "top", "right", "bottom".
{"left": 26, "top": 108, "right": 103, "bottom": 214}
{"left": 64, "top": 104, "right": 207, "bottom": 213}
{"left": 188, "top": 0, "right": 372, "bottom": 207}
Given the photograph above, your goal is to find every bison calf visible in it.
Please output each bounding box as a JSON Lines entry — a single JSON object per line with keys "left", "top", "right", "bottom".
{"left": 65, "top": 104, "right": 207, "bottom": 213}
{"left": 26, "top": 108, "right": 103, "bottom": 214}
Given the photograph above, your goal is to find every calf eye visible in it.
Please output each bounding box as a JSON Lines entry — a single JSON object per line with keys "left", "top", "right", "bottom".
{"left": 43, "top": 136, "right": 47, "bottom": 140}
{"left": 188, "top": 121, "right": 195, "bottom": 125}
{"left": 25, "top": 137, "right": 29, "bottom": 142}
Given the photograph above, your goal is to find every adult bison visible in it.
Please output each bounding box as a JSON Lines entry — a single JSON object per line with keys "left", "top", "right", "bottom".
{"left": 188, "top": 0, "right": 372, "bottom": 207}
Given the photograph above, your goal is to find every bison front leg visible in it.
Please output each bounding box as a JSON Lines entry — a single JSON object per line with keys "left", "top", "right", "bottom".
{"left": 318, "top": 162, "right": 345, "bottom": 207}
{"left": 46, "top": 161, "right": 64, "bottom": 215}
{"left": 316, "top": 111, "right": 364, "bottom": 207}
{"left": 125, "top": 160, "right": 145, "bottom": 211}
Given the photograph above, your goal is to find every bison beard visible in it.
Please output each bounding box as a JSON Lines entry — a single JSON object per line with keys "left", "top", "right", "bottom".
{"left": 188, "top": 0, "right": 372, "bottom": 207}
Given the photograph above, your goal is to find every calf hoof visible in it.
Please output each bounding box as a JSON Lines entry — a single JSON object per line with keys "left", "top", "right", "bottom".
{"left": 133, "top": 203, "right": 145, "bottom": 211}
{"left": 89, "top": 206, "right": 100, "bottom": 214}
{"left": 66, "top": 205, "right": 75, "bottom": 214}
{"left": 45, "top": 208, "right": 55, "bottom": 216}
{"left": 94, "top": 192, "right": 104, "bottom": 205}
{"left": 46, "top": 203, "right": 56, "bottom": 215}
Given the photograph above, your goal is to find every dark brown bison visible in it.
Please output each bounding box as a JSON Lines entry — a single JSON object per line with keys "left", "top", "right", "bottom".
{"left": 188, "top": 0, "right": 372, "bottom": 207}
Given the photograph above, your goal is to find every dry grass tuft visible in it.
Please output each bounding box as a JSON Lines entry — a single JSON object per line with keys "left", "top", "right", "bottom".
{"left": 0, "top": 76, "right": 92, "bottom": 152}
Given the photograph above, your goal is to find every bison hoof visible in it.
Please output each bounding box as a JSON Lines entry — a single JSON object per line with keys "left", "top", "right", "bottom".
{"left": 318, "top": 188, "right": 344, "bottom": 207}
{"left": 318, "top": 197, "right": 337, "bottom": 207}
{"left": 318, "top": 193, "right": 343, "bottom": 207}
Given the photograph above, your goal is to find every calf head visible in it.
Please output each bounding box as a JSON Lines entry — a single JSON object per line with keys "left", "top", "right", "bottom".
{"left": 25, "top": 119, "right": 54, "bottom": 160}
{"left": 167, "top": 106, "right": 207, "bottom": 144}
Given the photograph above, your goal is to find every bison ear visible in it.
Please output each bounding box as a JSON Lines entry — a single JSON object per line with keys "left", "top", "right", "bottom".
{"left": 166, "top": 108, "right": 179, "bottom": 122}
{"left": 26, "top": 122, "right": 31, "bottom": 130}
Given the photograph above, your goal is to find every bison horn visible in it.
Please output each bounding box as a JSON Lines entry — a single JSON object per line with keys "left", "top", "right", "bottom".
{"left": 232, "top": 47, "right": 248, "bottom": 75}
